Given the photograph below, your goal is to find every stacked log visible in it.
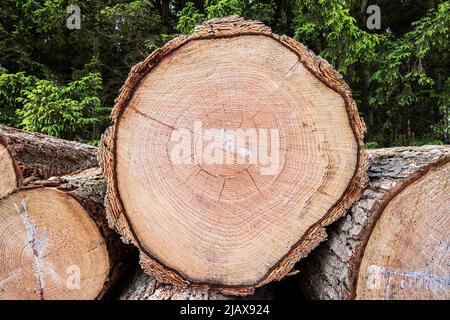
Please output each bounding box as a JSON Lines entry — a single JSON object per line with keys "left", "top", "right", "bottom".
{"left": 0, "top": 128, "right": 126, "bottom": 300}
{"left": 1, "top": 17, "right": 448, "bottom": 301}
{"left": 117, "top": 268, "right": 275, "bottom": 300}
{"left": 0, "top": 128, "right": 270, "bottom": 300}
{"left": 0, "top": 125, "right": 97, "bottom": 183}
{"left": 299, "top": 146, "right": 449, "bottom": 300}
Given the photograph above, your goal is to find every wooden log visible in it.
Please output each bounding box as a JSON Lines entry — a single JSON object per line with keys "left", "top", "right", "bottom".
{"left": 0, "top": 126, "right": 127, "bottom": 299}
{"left": 0, "top": 125, "right": 97, "bottom": 183}
{"left": 0, "top": 168, "right": 129, "bottom": 300}
{"left": 118, "top": 268, "right": 275, "bottom": 300}
{"left": 99, "top": 16, "right": 367, "bottom": 295}
{"left": 298, "top": 145, "right": 450, "bottom": 300}
{"left": 0, "top": 138, "right": 19, "bottom": 198}
{"left": 1, "top": 123, "right": 270, "bottom": 300}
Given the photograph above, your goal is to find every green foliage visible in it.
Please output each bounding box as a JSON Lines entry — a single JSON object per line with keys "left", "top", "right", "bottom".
{"left": 0, "top": 1, "right": 448, "bottom": 147}
{"left": 16, "top": 73, "right": 109, "bottom": 139}
{"left": 364, "top": 141, "right": 379, "bottom": 149}
{"left": 84, "top": 139, "right": 101, "bottom": 147}
{"left": 99, "top": 0, "right": 162, "bottom": 57}
{"left": 176, "top": 1, "right": 276, "bottom": 34}
{"left": 0, "top": 67, "right": 36, "bottom": 126}
{"left": 370, "top": 1, "right": 450, "bottom": 145}
{"left": 408, "top": 137, "right": 445, "bottom": 147}
{"left": 176, "top": 2, "right": 206, "bottom": 34}
{"left": 293, "top": 0, "right": 385, "bottom": 78}
{"left": 205, "top": 0, "right": 244, "bottom": 18}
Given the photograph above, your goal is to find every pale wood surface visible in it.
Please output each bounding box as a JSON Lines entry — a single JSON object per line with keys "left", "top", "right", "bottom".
{"left": 0, "top": 187, "right": 109, "bottom": 300}
{"left": 99, "top": 16, "right": 367, "bottom": 295}
{"left": 0, "top": 143, "right": 18, "bottom": 199}
{"left": 356, "top": 161, "right": 449, "bottom": 300}
{"left": 299, "top": 145, "right": 449, "bottom": 300}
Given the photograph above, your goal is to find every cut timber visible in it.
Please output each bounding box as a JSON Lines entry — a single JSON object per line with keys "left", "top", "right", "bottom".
{"left": 0, "top": 125, "right": 97, "bottom": 182}
{"left": 0, "top": 138, "right": 19, "bottom": 198}
{"left": 0, "top": 168, "right": 128, "bottom": 300}
{"left": 357, "top": 160, "right": 449, "bottom": 299}
{"left": 0, "top": 187, "right": 108, "bottom": 299}
{"left": 99, "top": 16, "right": 367, "bottom": 295}
{"left": 299, "top": 145, "right": 450, "bottom": 300}
{"left": 118, "top": 268, "right": 275, "bottom": 300}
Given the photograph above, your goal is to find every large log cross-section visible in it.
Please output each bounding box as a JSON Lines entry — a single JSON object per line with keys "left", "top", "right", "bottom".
{"left": 99, "top": 16, "right": 368, "bottom": 295}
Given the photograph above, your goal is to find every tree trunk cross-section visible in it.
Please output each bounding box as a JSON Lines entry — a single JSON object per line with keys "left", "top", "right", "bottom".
{"left": 0, "top": 168, "right": 132, "bottom": 300}
{"left": 99, "top": 16, "right": 367, "bottom": 295}
{"left": 356, "top": 158, "right": 449, "bottom": 300}
{"left": 299, "top": 145, "right": 449, "bottom": 300}
{"left": 0, "top": 186, "right": 110, "bottom": 300}
{"left": 0, "top": 138, "right": 19, "bottom": 199}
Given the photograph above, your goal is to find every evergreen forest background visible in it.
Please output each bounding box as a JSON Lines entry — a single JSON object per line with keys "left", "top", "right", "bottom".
{"left": 1, "top": 0, "right": 448, "bottom": 147}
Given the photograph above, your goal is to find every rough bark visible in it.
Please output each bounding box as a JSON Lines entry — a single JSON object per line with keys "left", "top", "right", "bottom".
{"left": 0, "top": 139, "right": 19, "bottom": 198}
{"left": 99, "top": 15, "right": 368, "bottom": 295}
{"left": 118, "top": 268, "right": 275, "bottom": 300}
{"left": 298, "top": 145, "right": 450, "bottom": 300}
{"left": 0, "top": 125, "right": 97, "bottom": 182}
{"left": 54, "top": 168, "right": 133, "bottom": 298}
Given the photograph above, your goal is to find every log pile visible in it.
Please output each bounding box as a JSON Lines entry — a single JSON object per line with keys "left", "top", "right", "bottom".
{"left": 117, "top": 268, "right": 275, "bottom": 300}
{"left": 0, "top": 126, "right": 98, "bottom": 183}
{"left": 299, "top": 146, "right": 449, "bottom": 300}
{"left": 0, "top": 17, "right": 448, "bottom": 300}
{"left": 0, "top": 128, "right": 127, "bottom": 300}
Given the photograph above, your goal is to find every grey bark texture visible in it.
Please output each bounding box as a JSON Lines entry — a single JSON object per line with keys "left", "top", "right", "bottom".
{"left": 298, "top": 145, "right": 450, "bottom": 300}
{"left": 0, "top": 125, "right": 97, "bottom": 181}
{"left": 118, "top": 267, "right": 276, "bottom": 300}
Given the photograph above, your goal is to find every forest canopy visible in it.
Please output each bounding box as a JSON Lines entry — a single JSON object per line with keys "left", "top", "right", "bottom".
{"left": 0, "top": 0, "right": 448, "bottom": 147}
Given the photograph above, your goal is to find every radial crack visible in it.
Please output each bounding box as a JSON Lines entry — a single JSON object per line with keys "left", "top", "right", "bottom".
{"left": 218, "top": 178, "right": 226, "bottom": 203}
{"left": 245, "top": 169, "right": 264, "bottom": 198}
{"left": 130, "top": 107, "right": 176, "bottom": 130}
{"left": 15, "top": 199, "right": 45, "bottom": 300}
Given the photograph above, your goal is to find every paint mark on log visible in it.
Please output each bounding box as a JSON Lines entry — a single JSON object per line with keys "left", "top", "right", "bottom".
{"left": 367, "top": 264, "right": 449, "bottom": 299}
{"left": 14, "top": 199, "right": 45, "bottom": 300}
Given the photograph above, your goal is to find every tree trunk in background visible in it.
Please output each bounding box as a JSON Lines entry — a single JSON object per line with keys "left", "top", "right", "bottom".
{"left": 0, "top": 125, "right": 97, "bottom": 182}
{"left": 99, "top": 16, "right": 368, "bottom": 296}
{"left": 118, "top": 268, "right": 275, "bottom": 300}
{"left": 298, "top": 145, "right": 449, "bottom": 300}
{"left": 195, "top": 0, "right": 204, "bottom": 11}
{"left": 161, "top": 0, "right": 170, "bottom": 31}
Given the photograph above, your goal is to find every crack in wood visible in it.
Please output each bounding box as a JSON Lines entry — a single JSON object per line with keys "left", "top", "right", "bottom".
{"left": 14, "top": 198, "right": 45, "bottom": 300}
{"left": 218, "top": 178, "right": 226, "bottom": 203}
{"left": 245, "top": 168, "right": 264, "bottom": 198}
{"left": 130, "top": 107, "right": 176, "bottom": 131}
